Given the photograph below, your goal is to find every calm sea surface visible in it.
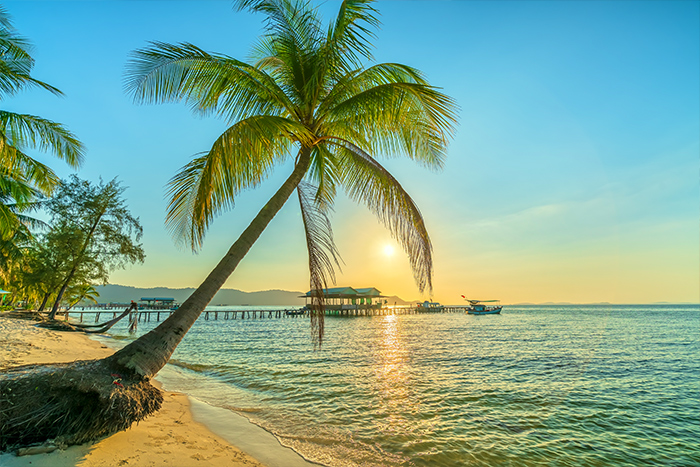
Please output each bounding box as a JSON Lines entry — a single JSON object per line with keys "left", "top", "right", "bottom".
{"left": 103, "top": 305, "right": 699, "bottom": 466}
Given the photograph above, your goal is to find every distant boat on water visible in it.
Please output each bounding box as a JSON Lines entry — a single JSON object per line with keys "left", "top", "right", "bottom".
{"left": 463, "top": 297, "right": 503, "bottom": 315}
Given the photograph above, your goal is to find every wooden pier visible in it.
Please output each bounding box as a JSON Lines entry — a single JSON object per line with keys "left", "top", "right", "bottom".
{"left": 62, "top": 305, "right": 473, "bottom": 324}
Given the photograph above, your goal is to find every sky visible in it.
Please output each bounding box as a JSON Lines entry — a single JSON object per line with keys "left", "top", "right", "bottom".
{"left": 4, "top": 0, "right": 698, "bottom": 304}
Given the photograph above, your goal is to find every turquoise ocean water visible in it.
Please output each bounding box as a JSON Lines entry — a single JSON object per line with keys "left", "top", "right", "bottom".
{"left": 102, "top": 305, "right": 699, "bottom": 466}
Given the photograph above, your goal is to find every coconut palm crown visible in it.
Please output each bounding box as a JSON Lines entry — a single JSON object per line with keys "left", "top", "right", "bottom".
{"left": 0, "top": 5, "right": 84, "bottom": 239}
{"left": 114, "top": 0, "right": 457, "bottom": 377}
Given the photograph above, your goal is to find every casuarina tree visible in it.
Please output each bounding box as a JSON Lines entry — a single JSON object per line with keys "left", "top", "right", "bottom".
{"left": 0, "top": 0, "right": 457, "bottom": 451}
{"left": 44, "top": 176, "right": 145, "bottom": 319}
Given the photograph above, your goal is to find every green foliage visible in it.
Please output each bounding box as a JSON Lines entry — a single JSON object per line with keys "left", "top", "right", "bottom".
{"left": 0, "top": 5, "right": 85, "bottom": 305}
{"left": 44, "top": 176, "right": 145, "bottom": 316}
{"left": 64, "top": 283, "right": 100, "bottom": 310}
{"left": 0, "top": 5, "right": 84, "bottom": 241}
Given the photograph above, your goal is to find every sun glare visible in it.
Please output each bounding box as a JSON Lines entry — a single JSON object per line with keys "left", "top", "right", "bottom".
{"left": 383, "top": 245, "right": 395, "bottom": 257}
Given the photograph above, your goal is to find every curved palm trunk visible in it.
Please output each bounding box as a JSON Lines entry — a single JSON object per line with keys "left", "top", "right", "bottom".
{"left": 107, "top": 150, "right": 311, "bottom": 378}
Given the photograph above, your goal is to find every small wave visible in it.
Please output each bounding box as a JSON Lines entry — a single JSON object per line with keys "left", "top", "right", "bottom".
{"left": 168, "top": 359, "right": 213, "bottom": 373}
{"left": 221, "top": 404, "right": 262, "bottom": 413}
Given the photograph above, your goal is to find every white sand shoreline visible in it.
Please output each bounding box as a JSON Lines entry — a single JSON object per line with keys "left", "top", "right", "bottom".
{"left": 188, "top": 397, "right": 322, "bottom": 467}
{"left": 0, "top": 313, "right": 314, "bottom": 467}
{"left": 87, "top": 331, "right": 320, "bottom": 467}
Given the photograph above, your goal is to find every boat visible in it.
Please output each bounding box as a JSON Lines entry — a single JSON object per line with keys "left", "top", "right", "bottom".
{"left": 463, "top": 298, "right": 502, "bottom": 315}
{"left": 416, "top": 300, "right": 445, "bottom": 313}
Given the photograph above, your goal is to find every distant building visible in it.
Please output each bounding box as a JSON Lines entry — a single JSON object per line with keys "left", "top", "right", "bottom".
{"left": 139, "top": 297, "right": 176, "bottom": 309}
{"left": 301, "top": 287, "right": 386, "bottom": 311}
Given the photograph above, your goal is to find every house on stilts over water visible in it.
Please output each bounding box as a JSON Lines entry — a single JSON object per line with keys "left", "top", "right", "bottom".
{"left": 301, "top": 287, "right": 388, "bottom": 316}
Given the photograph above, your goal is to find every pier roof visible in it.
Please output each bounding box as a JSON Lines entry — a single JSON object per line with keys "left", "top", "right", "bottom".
{"left": 303, "top": 287, "right": 384, "bottom": 298}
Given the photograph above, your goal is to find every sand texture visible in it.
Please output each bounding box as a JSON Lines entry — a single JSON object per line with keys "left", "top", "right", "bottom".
{"left": 0, "top": 314, "right": 265, "bottom": 467}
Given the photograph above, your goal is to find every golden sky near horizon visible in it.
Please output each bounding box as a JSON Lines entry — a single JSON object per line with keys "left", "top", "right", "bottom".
{"left": 6, "top": 0, "right": 698, "bottom": 305}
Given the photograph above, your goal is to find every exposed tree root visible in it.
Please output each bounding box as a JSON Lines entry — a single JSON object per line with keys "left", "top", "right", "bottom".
{"left": 0, "top": 358, "right": 162, "bottom": 452}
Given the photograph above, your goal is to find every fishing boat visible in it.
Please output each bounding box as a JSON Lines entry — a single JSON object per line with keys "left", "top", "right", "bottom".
{"left": 463, "top": 298, "right": 502, "bottom": 315}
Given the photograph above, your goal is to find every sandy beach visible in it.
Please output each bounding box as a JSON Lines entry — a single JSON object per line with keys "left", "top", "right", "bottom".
{"left": 0, "top": 314, "right": 264, "bottom": 467}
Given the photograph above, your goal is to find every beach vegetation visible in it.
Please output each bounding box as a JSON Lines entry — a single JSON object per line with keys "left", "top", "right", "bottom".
{"left": 64, "top": 283, "right": 100, "bottom": 311}
{"left": 0, "top": 4, "right": 84, "bottom": 309}
{"left": 0, "top": 5, "right": 84, "bottom": 242}
{"left": 41, "top": 176, "right": 145, "bottom": 318}
{"left": 1, "top": 176, "right": 144, "bottom": 315}
{"left": 0, "top": 0, "right": 456, "bottom": 451}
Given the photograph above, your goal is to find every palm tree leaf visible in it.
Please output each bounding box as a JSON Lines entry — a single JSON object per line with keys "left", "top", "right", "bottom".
{"left": 307, "top": 145, "right": 339, "bottom": 210}
{"left": 165, "top": 115, "right": 309, "bottom": 250}
{"left": 297, "top": 181, "right": 342, "bottom": 283}
{"left": 0, "top": 111, "right": 84, "bottom": 169}
{"left": 323, "top": 81, "right": 457, "bottom": 168}
{"left": 326, "top": 0, "right": 379, "bottom": 69}
{"left": 237, "top": 0, "right": 323, "bottom": 52}
{"left": 0, "top": 146, "right": 61, "bottom": 195}
{"left": 126, "top": 41, "right": 294, "bottom": 123}
{"left": 318, "top": 62, "right": 429, "bottom": 114}
{"left": 241, "top": 0, "right": 339, "bottom": 114}
{"left": 327, "top": 138, "right": 434, "bottom": 293}
{"left": 0, "top": 8, "right": 63, "bottom": 97}
{"left": 297, "top": 181, "right": 343, "bottom": 346}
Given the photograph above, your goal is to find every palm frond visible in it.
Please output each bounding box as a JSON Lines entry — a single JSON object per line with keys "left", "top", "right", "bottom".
{"left": 323, "top": 81, "right": 457, "bottom": 168}
{"left": 326, "top": 0, "right": 379, "bottom": 70}
{"left": 165, "top": 115, "right": 308, "bottom": 250}
{"left": 237, "top": 0, "right": 323, "bottom": 53}
{"left": 327, "top": 138, "right": 434, "bottom": 293}
{"left": 318, "top": 62, "right": 429, "bottom": 114}
{"left": 0, "top": 8, "right": 62, "bottom": 97}
{"left": 297, "top": 181, "right": 343, "bottom": 346}
{"left": 0, "top": 61, "right": 62, "bottom": 97}
{"left": 0, "top": 111, "right": 84, "bottom": 169}
{"left": 307, "top": 145, "right": 339, "bottom": 210}
{"left": 125, "top": 41, "right": 294, "bottom": 122}
{"left": 0, "top": 147, "right": 60, "bottom": 196}
{"left": 240, "top": 0, "right": 335, "bottom": 116}
{"left": 0, "top": 202, "right": 19, "bottom": 239}
{"left": 0, "top": 170, "right": 40, "bottom": 203}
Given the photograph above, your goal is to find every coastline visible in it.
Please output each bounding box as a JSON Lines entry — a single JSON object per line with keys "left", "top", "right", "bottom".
{"left": 0, "top": 313, "right": 304, "bottom": 467}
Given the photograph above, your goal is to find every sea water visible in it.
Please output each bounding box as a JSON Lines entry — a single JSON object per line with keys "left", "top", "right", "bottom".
{"left": 102, "top": 305, "right": 699, "bottom": 466}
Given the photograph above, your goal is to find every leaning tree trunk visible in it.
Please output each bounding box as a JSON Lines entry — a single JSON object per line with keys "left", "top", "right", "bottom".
{"left": 37, "top": 292, "right": 50, "bottom": 312}
{"left": 48, "top": 207, "right": 107, "bottom": 320}
{"left": 0, "top": 151, "right": 310, "bottom": 451}
{"left": 108, "top": 150, "right": 311, "bottom": 377}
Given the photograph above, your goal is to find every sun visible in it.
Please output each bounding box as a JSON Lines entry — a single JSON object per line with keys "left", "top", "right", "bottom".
{"left": 383, "top": 244, "right": 395, "bottom": 257}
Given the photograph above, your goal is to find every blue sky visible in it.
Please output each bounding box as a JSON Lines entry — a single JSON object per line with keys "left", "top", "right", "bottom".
{"left": 5, "top": 0, "right": 699, "bottom": 303}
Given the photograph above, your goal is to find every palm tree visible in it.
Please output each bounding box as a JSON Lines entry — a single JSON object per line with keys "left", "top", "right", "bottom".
{"left": 64, "top": 283, "right": 100, "bottom": 311}
{"left": 110, "top": 0, "right": 457, "bottom": 376}
{"left": 0, "top": 5, "right": 84, "bottom": 240}
{"left": 0, "top": 0, "right": 456, "bottom": 450}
